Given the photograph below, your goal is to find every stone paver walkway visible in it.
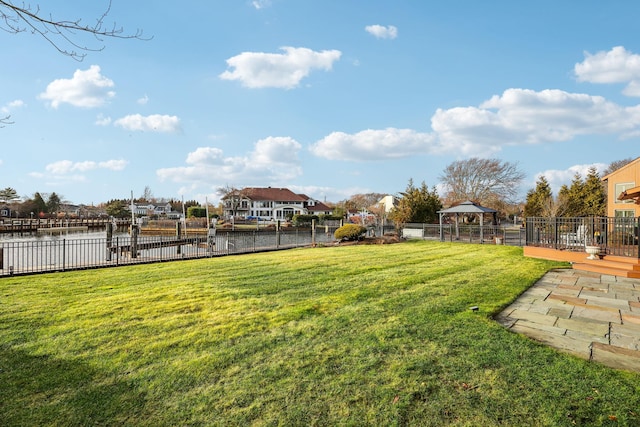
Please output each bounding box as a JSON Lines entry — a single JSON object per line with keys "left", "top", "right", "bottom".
{"left": 496, "top": 268, "right": 640, "bottom": 372}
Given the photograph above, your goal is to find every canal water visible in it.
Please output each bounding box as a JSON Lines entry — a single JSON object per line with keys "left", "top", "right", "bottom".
{"left": 0, "top": 228, "right": 334, "bottom": 276}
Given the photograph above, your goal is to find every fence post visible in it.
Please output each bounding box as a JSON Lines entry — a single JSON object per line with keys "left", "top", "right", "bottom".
{"left": 131, "top": 225, "right": 139, "bottom": 259}
{"left": 0, "top": 247, "right": 3, "bottom": 270}
{"left": 312, "top": 219, "right": 316, "bottom": 246}
{"left": 62, "top": 239, "right": 66, "bottom": 272}
{"left": 176, "top": 221, "right": 182, "bottom": 255}
{"left": 106, "top": 222, "right": 113, "bottom": 261}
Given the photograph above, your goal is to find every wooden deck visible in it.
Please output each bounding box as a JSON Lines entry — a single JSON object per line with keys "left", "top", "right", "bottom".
{"left": 524, "top": 246, "right": 640, "bottom": 278}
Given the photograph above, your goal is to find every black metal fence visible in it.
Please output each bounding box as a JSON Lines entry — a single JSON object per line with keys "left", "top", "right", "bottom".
{"left": 0, "top": 228, "right": 338, "bottom": 277}
{"left": 401, "top": 223, "right": 526, "bottom": 246}
{"left": 525, "top": 216, "right": 640, "bottom": 258}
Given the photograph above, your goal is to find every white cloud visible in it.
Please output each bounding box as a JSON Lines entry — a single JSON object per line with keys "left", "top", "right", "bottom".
{"left": 534, "top": 163, "right": 608, "bottom": 194}
{"left": 186, "top": 147, "right": 225, "bottom": 165}
{"left": 113, "top": 114, "right": 181, "bottom": 133}
{"left": 310, "top": 128, "right": 436, "bottom": 161}
{"left": 44, "top": 159, "right": 128, "bottom": 175}
{"left": 219, "top": 46, "right": 342, "bottom": 89}
{"left": 38, "top": 65, "right": 115, "bottom": 108}
{"left": 137, "top": 95, "right": 149, "bottom": 105}
{"left": 252, "top": 0, "right": 271, "bottom": 9}
{"left": 287, "top": 184, "right": 363, "bottom": 204}
{"left": 2, "top": 99, "right": 25, "bottom": 114}
{"left": 431, "top": 88, "right": 640, "bottom": 155}
{"left": 157, "top": 136, "right": 302, "bottom": 187}
{"left": 95, "top": 113, "right": 112, "bottom": 126}
{"left": 98, "top": 159, "right": 128, "bottom": 171}
{"left": 365, "top": 24, "right": 398, "bottom": 39}
{"left": 574, "top": 46, "right": 640, "bottom": 96}
{"left": 310, "top": 88, "right": 640, "bottom": 161}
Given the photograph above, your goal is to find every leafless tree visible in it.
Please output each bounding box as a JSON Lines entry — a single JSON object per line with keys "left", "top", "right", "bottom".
{"left": 0, "top": 0, "right": 148, "bottom": 61}
{"left": 217, "top": 185, "right": 246, "bottom": 218}
{"left": 140, "top": 185, "right": 155, "bottom": 203}
{"left": 602, "top": 158, "right": 635, "bottom": 176}
{"left": 440, "top": 158, "right": 525, "bottom": 207}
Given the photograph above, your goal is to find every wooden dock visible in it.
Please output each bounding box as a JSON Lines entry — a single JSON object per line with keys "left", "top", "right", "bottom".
{"left": 0, "top": 218, "right": 130, "bottom": 234}
{"left": 108, "top": 236, "right": 213, "bottom": 256}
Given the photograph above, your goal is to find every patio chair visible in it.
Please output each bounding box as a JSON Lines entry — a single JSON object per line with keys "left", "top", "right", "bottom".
{"left": 564, "top": 224, "right": 586, "bottom": 247}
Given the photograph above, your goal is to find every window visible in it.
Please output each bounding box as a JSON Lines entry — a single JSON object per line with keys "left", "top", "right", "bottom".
{"left": 615, "top": 183, "right": 635, "bottom": 204}
{"left": 615, "top": 209, "right": 635, "bottom": 218}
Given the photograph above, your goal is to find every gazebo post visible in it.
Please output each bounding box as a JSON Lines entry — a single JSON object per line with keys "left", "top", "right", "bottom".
{"left": 439, "top": 212, "right": 444, "bottom": 241}
{"left": 480, "top": 213, "right": 484, "bottom": 243}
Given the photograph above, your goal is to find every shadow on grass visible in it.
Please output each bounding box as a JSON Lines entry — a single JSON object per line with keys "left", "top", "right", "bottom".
{"left": 0, "top": 345, "right": 147, "bottom": 426}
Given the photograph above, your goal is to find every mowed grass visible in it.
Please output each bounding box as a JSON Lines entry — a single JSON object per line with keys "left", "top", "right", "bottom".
{"left": 1, "top": 240, "right": 639, "bottom": 426}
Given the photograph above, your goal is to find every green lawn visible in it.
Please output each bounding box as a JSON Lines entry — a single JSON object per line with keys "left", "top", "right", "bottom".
{"left": 1, "top": 240, "right": 638, "bottom": 426}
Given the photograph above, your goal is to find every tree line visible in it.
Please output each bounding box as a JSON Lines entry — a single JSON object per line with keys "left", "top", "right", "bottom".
{"left": 2, "top": 157, "right": 634, "bottom": 222}
{"left": 524, "top": 158, "right": 634, "bottom": 218}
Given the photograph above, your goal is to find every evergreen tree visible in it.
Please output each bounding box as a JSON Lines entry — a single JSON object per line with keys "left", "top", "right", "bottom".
{"left": 46, "top": 192, "right": 62, "bottom": 214}
{"left": 556, "top": 185, "right": 570, "bottom": 217}
{"left": 582, "top": 166, "right": 606, "bottom": 216}
{"left": 523, "top": 176, "right": 552, "bottom": 217}
{"left": 389, "top": 179, "right": 442, "bottom": 225}
{"left": 32, "top": 192, "right": 47, "bottom": 214}
{"left": 563, "top": 173, "right": 585, "bottom": 217}
{"left": 105, "top": 200, "right": 131, "bottom": 218}
{"left": 0, "top": 187, "right": 19, "bottom": 204}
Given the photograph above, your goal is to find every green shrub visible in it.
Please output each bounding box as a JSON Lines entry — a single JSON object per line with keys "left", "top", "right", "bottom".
{"left": 292, "top": 214, "right": 319, "bottom": 227}
{"left": 319, "top": 214, "right": 344, "bottom": 222}
{"left": 334, "top": 224, "right": 367, "bottom": 241}
{"left": 187, "top": 206, "right": 207, "bottom": 218}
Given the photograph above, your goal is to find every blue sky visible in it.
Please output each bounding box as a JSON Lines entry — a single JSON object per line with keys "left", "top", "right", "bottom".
{"left": 2, "top": 0, "right": 640, "bottom": 206}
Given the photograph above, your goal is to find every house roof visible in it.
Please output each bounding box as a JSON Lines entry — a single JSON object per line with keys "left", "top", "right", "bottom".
{"left": 233, "top": 187, "right": 307, "bottom": 202}
{"left": 306, "top": 201, "right": 333, "bottom": 212}
{"left": 437, "top": 200, "right": 497, "bottom": 214}
{"left": 601, "top": 156, "right": 640, "bottom": 181}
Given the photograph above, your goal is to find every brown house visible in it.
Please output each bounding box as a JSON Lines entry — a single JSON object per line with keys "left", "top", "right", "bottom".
{"left": 602, "top": 156, "right": 640, "bottom": 218}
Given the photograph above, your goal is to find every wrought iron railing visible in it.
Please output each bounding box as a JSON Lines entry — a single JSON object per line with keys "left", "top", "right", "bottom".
{"left": 526, "top": 216, "right": 640, "bottom": 258}
{"left": 402, "top": 223, "right": 526, "bottom": 246}
{"left": 0, "top": 229, "right": 338, "bottom": 277}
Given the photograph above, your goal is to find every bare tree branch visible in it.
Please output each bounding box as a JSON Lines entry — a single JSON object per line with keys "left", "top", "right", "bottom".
{"left": 440, "top": 158, "right": 525, "bottom": 207}
{"left": 0, "top": 115, "right": 13, "bottom": 128}
{"left": 0, "top": 0, "right": 149, "bottom": 61}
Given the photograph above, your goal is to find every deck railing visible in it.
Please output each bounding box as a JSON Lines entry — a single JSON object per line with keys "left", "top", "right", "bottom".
{"left": 526, "top": 216, "right": 640, "bottom": 258}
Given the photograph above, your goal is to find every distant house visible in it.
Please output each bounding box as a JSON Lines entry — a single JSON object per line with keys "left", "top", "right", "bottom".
{"left": 0, "top": 206, "right": 10, "bottom": 218}
{"left": 298, "top": 194, "right": 333, "bottom": 216}
{"left": 602, "top": 157, "right": 640, "bottom": 218}
{"left": 222, "top": 187, "right": 331, "bottom": 220}
{"left": 132, "top": 202, "right": 181, "bottom": 219}
{"left": 377, "top": 195, "right": 399, "bottom": 213}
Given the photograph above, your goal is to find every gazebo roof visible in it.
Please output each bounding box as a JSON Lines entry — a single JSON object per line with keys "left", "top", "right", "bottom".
{"left": 437, "top": 200, "right": 497, "bottom": 214}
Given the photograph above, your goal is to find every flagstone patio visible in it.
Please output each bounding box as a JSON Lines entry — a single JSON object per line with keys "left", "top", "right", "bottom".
{"left": 496, "top": 268, "right": 640, "bottom": 372}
